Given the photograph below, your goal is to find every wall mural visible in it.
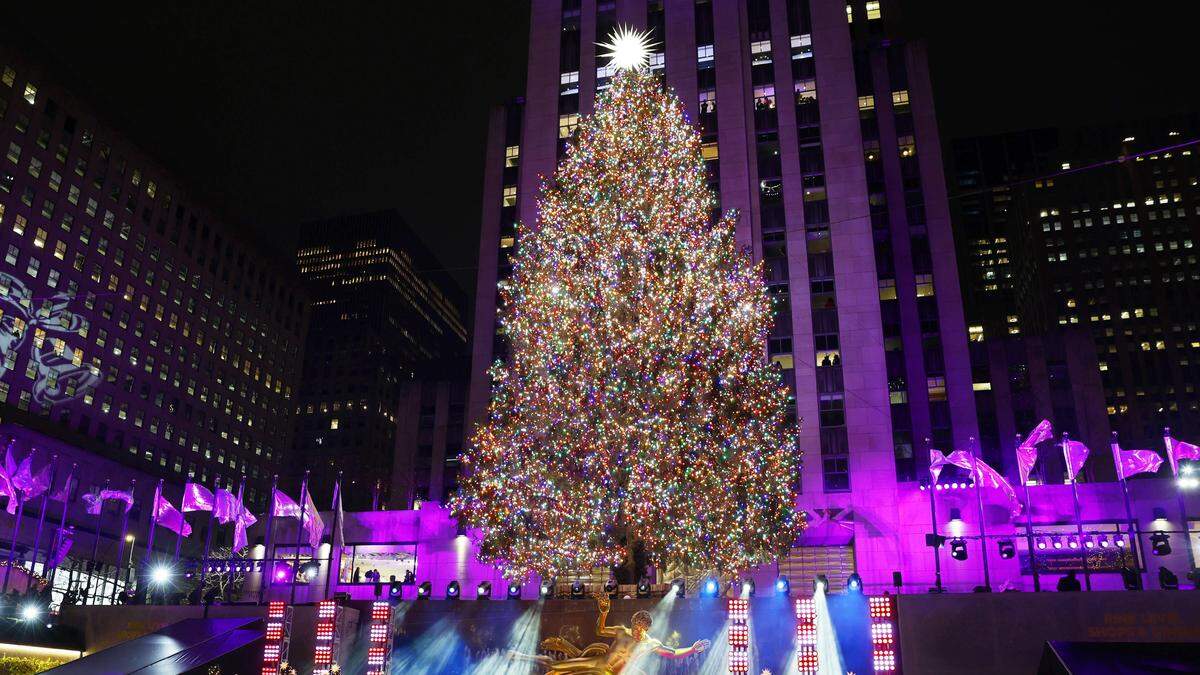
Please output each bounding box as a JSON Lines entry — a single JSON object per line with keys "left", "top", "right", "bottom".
{"left": 0, "top": 271, "right": 99, "bottom": 406}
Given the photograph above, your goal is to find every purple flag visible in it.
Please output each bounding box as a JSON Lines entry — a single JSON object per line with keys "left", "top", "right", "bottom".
{"left": 213, "top": 488, "right": 240, "bottom": 524}
{"left": 1063, "top": 440, "right": 1090, "bottom": 482}
{"left": 47, "top": 525, "right": 75, "bottom": 568}
{"left": 1110, "top": 441, "right": 1163, "bottom": 481}
{"left": 1017, "top": 419, "right": 1053, "bottom": 485}
{"left": 933, "top": 449, "right": 1022, "bottom": 515}
{"left": 153, "top": 490, "right": 192, "bottom": 537}
{"left": 272, "top": 488, "right": 324, "bottom": 549}
{"left": 1164, "top": 435, "right": 1200, "bottom": 476}
{"left": 83, "top": 488, "right": 135, "bottom": 515}
{"left": 181, "top": 482, "right": 215, "bottom": 512}
{"left": 929, "top": 448, "right": 952, "bottom": 484}
{"left": 232, "top": 484, "right": 256, "bottom": 552}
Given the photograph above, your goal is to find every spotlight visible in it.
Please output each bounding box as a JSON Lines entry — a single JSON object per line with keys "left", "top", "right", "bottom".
{"left": 1159, "top": 566, "right": 1179, "bottom": 590}
{"left": 1036, "top": 538, "right": 1047, "bottom": 550}
{"left": 1067, "top": 537, "right": 1079, "bottom": 550}
{"left": 950, "top": 538, "right": 968, "bottom": 561}
{"left": 508, "top": 582, "right": 522, "bottom": 599}
{"left": 814, "top": 575, "right": 828, "bottom": 593}
{"left": 446, "top": 580, "right": 461, "bottom": 598}
{"left": 1150, "top": 531, "right": 1172, "bottom": 556}
{"left": 701, "top": 578, "right": 719, "bottom": 598}
{"left": 604, "top": 577, "right": 618, "bottom": 598}
{"left": 1115, "top": 537, "right": 1126, "bottom": 548}
{"left": 299, "top": 561, "right": 320, "bottom": 582}
{"left": 389, "top": 580, "right": 403, "bottom": 599}
{"left": 846, "top": 573, "right": 862, "bottom": 593}
{"left": 636, "top": 578, "right": 651, "bottom": 598}
{"left": 1052, "top": 537, "right": 1063, "bottom": 550}
{"left": 150, "top": 564, "right": 173, "bottom": 586}
{"left": 775, "top": 575, "right": 790, "bottom": 597}
{"left": 571, "top": 580, "right": 586, "bottom": 598}
{"left": 741, "top": 579, "right": 755, "bottom": 597}
{"left": 20, "top": 605, "right": 40, "bottom": 622}
{"left": 417, "top": 581, "right": 432, "bottom": 598}
{"left": 998, "top": 540, "right": 1015, "bottom": 559}
{"left": 670, "top": 578, "right": 685, "bottom": 597}
{"left": 274, "top": 563, "right": 291, "bottom": 581}
{"left": 477, "top": 581, "right": 492, "bottom": 599}
{"left": 1083, "top": 536, "right": 1095, "bottom": 549}
{"left": 540, "top": 578, "right": 555, "bottom": 598}
{"left": 1099, "top": 536, "right": 1110, "bottom": 549}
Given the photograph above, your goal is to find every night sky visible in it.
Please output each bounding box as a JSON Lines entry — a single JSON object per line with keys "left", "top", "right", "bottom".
{"left": 9, "top": 2, "right": 1197, "bottom": 300}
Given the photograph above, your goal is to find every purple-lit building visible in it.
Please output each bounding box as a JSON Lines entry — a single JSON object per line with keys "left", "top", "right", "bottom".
{"left": 0, "top": 46, "right": 308, "bottom": 508}
{"left": 470, "top": 0, "right": 978, "bottom": 589}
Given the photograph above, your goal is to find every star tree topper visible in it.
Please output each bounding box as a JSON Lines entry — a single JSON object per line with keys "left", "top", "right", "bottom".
{"left": 597, "top": 26, "right": 658, "bottom": 72}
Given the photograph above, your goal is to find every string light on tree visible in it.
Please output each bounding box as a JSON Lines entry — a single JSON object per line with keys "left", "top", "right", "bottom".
{"left": 451, "top": 37, "right": 803, "bottom": 581}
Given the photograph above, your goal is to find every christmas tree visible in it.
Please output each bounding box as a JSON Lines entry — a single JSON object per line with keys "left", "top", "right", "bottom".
{"left": 453, "top": 29, "right": 802, "bottom": 580}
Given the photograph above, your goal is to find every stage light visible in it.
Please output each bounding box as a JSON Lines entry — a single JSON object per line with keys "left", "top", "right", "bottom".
{"left": 150, "top": 565, "right": 173, "bottom": 585}
{"left": 949, "top": 538, "right": 968, "bottom": 561}
{"left": 508, "top": 582, "right": 522, "bottom": 599}
{"left": 446, "top": 580, "right": 460, "bottom": 598}
{"left": 570, "top": 580, "right": 586, "bottom": 598}
{"left": 1099, "top": 536, "right": 1110, "bottom": 548}
{"left": 998, "top": 540, "right": 1015, "bottom": 559}
{"left": 740, "top": 579, "right": 755, "bottom": 597}
{"left": 540, "top": 578, "right": 555, "bottom": 598}
{"left": 274, "top": 563, "right": 291, "bottom": 581}
{"left": 1115, "top": 537, "right": 1126, "bottom": 548}
{"left": 1083, "top": 536, "right": 1094, "bottom": 549}
{"left": 1036, "top": 537, "right": 1047, "bottom": 550}
{"left": 636, "top": 578, "right": 651, "bottom": 598}
{"left": 20, "top": 605, "right": 40, "bottom": 622}
{"left": 670, "top": 578, "right": 685, "bottom": 597}
{"left": 1067, "top": 537, "right": 1079, "bottom": 550}
{"left": 604, "top": 577, "right": 618, "bottom": 598}
{"left": 1052, "top": 537, "right": 1063, "bottom": 550}
{"left": 1150, "top": 531, "right": 1172, "bottom": 556}
{"left": 814, "top": 575, "right": 828, "bottom": 593}
{"left": 299, "top": 561, "right": 320, "bottom": 582}
{"left": 701, "top": 578, "right": 719, "bottom": 598}
{"left": 477, "top": 581, "right": 492, "bottom": 599}
{"left": 846, "top": 573, "right": 862, "bottom": 593}
{"left": 417, "top": 581, "right": 431, "bottom": 598}
{"left": 775, "top": 575, "right": 790, "bottom": 596}
{"left": 1159, "top": 566, "right": 1180, "bottom": 590}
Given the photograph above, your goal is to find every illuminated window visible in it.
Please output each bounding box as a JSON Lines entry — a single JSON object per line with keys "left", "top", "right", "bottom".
{"left": 857, "top": 95, "right": 875, "bottom": 111}
{"left": 330, "top": 418, "right": 339, "bottom": 430}
{"left": 504, "top": 145, "right": 520, "bottom": 167}
{"left": 33, "top": 228, "right": 46, "bottom": 248}
{"left": 866, "top": 0, "right": 882, "bottom": 19}
{"left": 898, "top": 135, "right": 915, "bottom": 157}
{"left": 968, "top": 325, "right": 984, "bottom": 342}
{"left": 499, "top": 236, "right": 515, "bottom": 249}
{"left": 697, "top": 44, "right": 714, "bottom": 62}
{"left": 6, "top": 141, "right": 20, "bottom": 164}
{"left": 502, "top": 185, "right": 517, "bottom": 207}
{"left": 701, "top": 142, "right": 719, "bottom": 161}
{"left": 0, "top": 67, "right": 14, "bottom": 87}
{"left": 795, "top": 79, "right": 817, "bottom": 103}
{"left": 972, "top": 382, "right": 992, "bottom": 391}
{"left": 558, "top": 113, "right": 579, "bottom": 139}
{"left": 878, "top": 278, "right": 896, "bottom": 300}
{"left": 927, "top": 377, "right": 947, "bottom": 401}
{"left": 845, "top": 3, "right": 853, "bottom": 22}
{"left": 22, "top": 83, "right": 36, "bottom": 105}
{"left": 13, "top": 214, "right": 26, "bottom": 235}
{"left": 891, "top": 90, "right": 909, "bottom": 107}
{"left": 914, "top": 274, "right": 934, "bottom": 297}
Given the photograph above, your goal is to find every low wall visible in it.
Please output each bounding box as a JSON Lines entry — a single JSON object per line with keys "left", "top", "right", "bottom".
{"left": 896, "top": 590, "right": 1200, "bottom": 674}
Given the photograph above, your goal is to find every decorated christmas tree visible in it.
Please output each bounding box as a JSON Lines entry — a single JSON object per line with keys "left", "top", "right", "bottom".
{"left": 453, "top": 29, "right": 802, "bottom": 580}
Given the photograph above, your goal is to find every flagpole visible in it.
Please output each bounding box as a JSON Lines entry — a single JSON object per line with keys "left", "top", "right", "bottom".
{"left": 110, "top": 479, "right": 136, "bottom": 604}
{"left": 197, "top": 476, "right": 221, "bottom": 614}
{"left": 924, "top": 437, "right": 944, "bottom": 593}
{"left": 1019, "top": 433, "right": 1041, "bottom": 592}
{"left": 324, "top": 471, "right": 342, "bottom": 600}
{"left": 1165, "top": 428, "right": 1197, "bottom": 573}
{"left": 46, "top": 463, "right": 76, "bottom": 590}
{"left": 259, "top": 474, "right": 279, "bottom": 605}
{"left": 2, "top": 448, "right": 34, "bottom": 594}
{"left": 173, "top": 485, "right": 185, "bottom": 563}
{"left": 290, "top": 471, "right": 310, "bottom": 605}
{"left": 968, "top": 438, "right": 991, "bottom": 591}
{"left": 1062, "top": 433, "right": 1091, "bottom": 591}
{"left": 1112, "top": 432, "right": 1143, "bottom": 589}
{"left": 25, "top": 454, "right": 58, "bottom": 592}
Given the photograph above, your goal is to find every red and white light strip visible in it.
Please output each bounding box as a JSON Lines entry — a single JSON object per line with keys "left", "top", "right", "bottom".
{"left": 869, "top": 595, "right": 897, "bottom": 673}
{"left": 727, "top": 597, "right": 749, "bottom": 673}
{"left": 795, "top": 597, "right": 818, "bottom": 674}
{"left": 313, "top": 599, "right": 341, "bottom": 675}
{"left": 261, "top": 601, "right": 291, "bottom": 675}
{"left": 366, "top": 601, "right": 394, "bottom": 675}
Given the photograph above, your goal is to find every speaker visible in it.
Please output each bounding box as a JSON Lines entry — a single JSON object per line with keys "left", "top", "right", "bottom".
{"left": 892, "top": 571, "right": 903, "bottom": 588}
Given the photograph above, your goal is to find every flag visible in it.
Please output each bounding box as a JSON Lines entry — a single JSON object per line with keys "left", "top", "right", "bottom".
{"left": 1111, "top": 441, "right": 1163, "bottom": 480}
{"left": 232, "top": 483, "right": 256, "bottom": 552}
{"left": 1164, "top": 434, "right": 1200, "bottom": 476}
{"left": 272, "top": 488, "right": 324, "bottom": 549}
{"left": 49, "top": 468, "right": 73, "bottom": 501}
{"left": 929, "top": 449, "right": 1022, "bottom": 515}
{"left": 1016, "top": 419, "right": 1053, "bottom": 485}
{"left": 27, "top": 462, "right": 52, "bottom": 500}
{"left": 1063, "top": 440, "right": 1090, "bottom": 482}
{"left": 153, "top": 490, "right": 192, "bottom": 537}
{"left": 83, "top": 488, "right": 136, "bottom": 515}
{"left": 181, "top": 482, "right": 215, "bottom": 512}
{"left": 47, "top": 525, "right": 75, "bottom": 568}
{"left": 2, "top": 444, "right": 19, "bottom": 514}
{"left": 214, "top": 488, "right": 240, "bottom": 524}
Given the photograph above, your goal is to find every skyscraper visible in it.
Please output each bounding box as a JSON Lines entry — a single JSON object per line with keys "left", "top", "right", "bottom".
{"left": 294, "top": 210, "right": 468, "bottom": 509}
{"left": 470, "top": 0, "right": 978, "bottom": 580}
{"left": 0, "top": 46, "right": 308, "bottom": 507}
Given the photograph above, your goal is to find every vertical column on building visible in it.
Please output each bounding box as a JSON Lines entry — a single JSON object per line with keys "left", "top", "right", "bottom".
{"left": 519, "top": 0, "right": 563, "bottom": 232}
{"left": 663, "top": 0, "right": 698, "bottom": 119}
{"left": 712, "top": 0, "right": 759, "bottom": 255}
{"left": 810, "top": 0, "right": 897, "bottom": 579}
